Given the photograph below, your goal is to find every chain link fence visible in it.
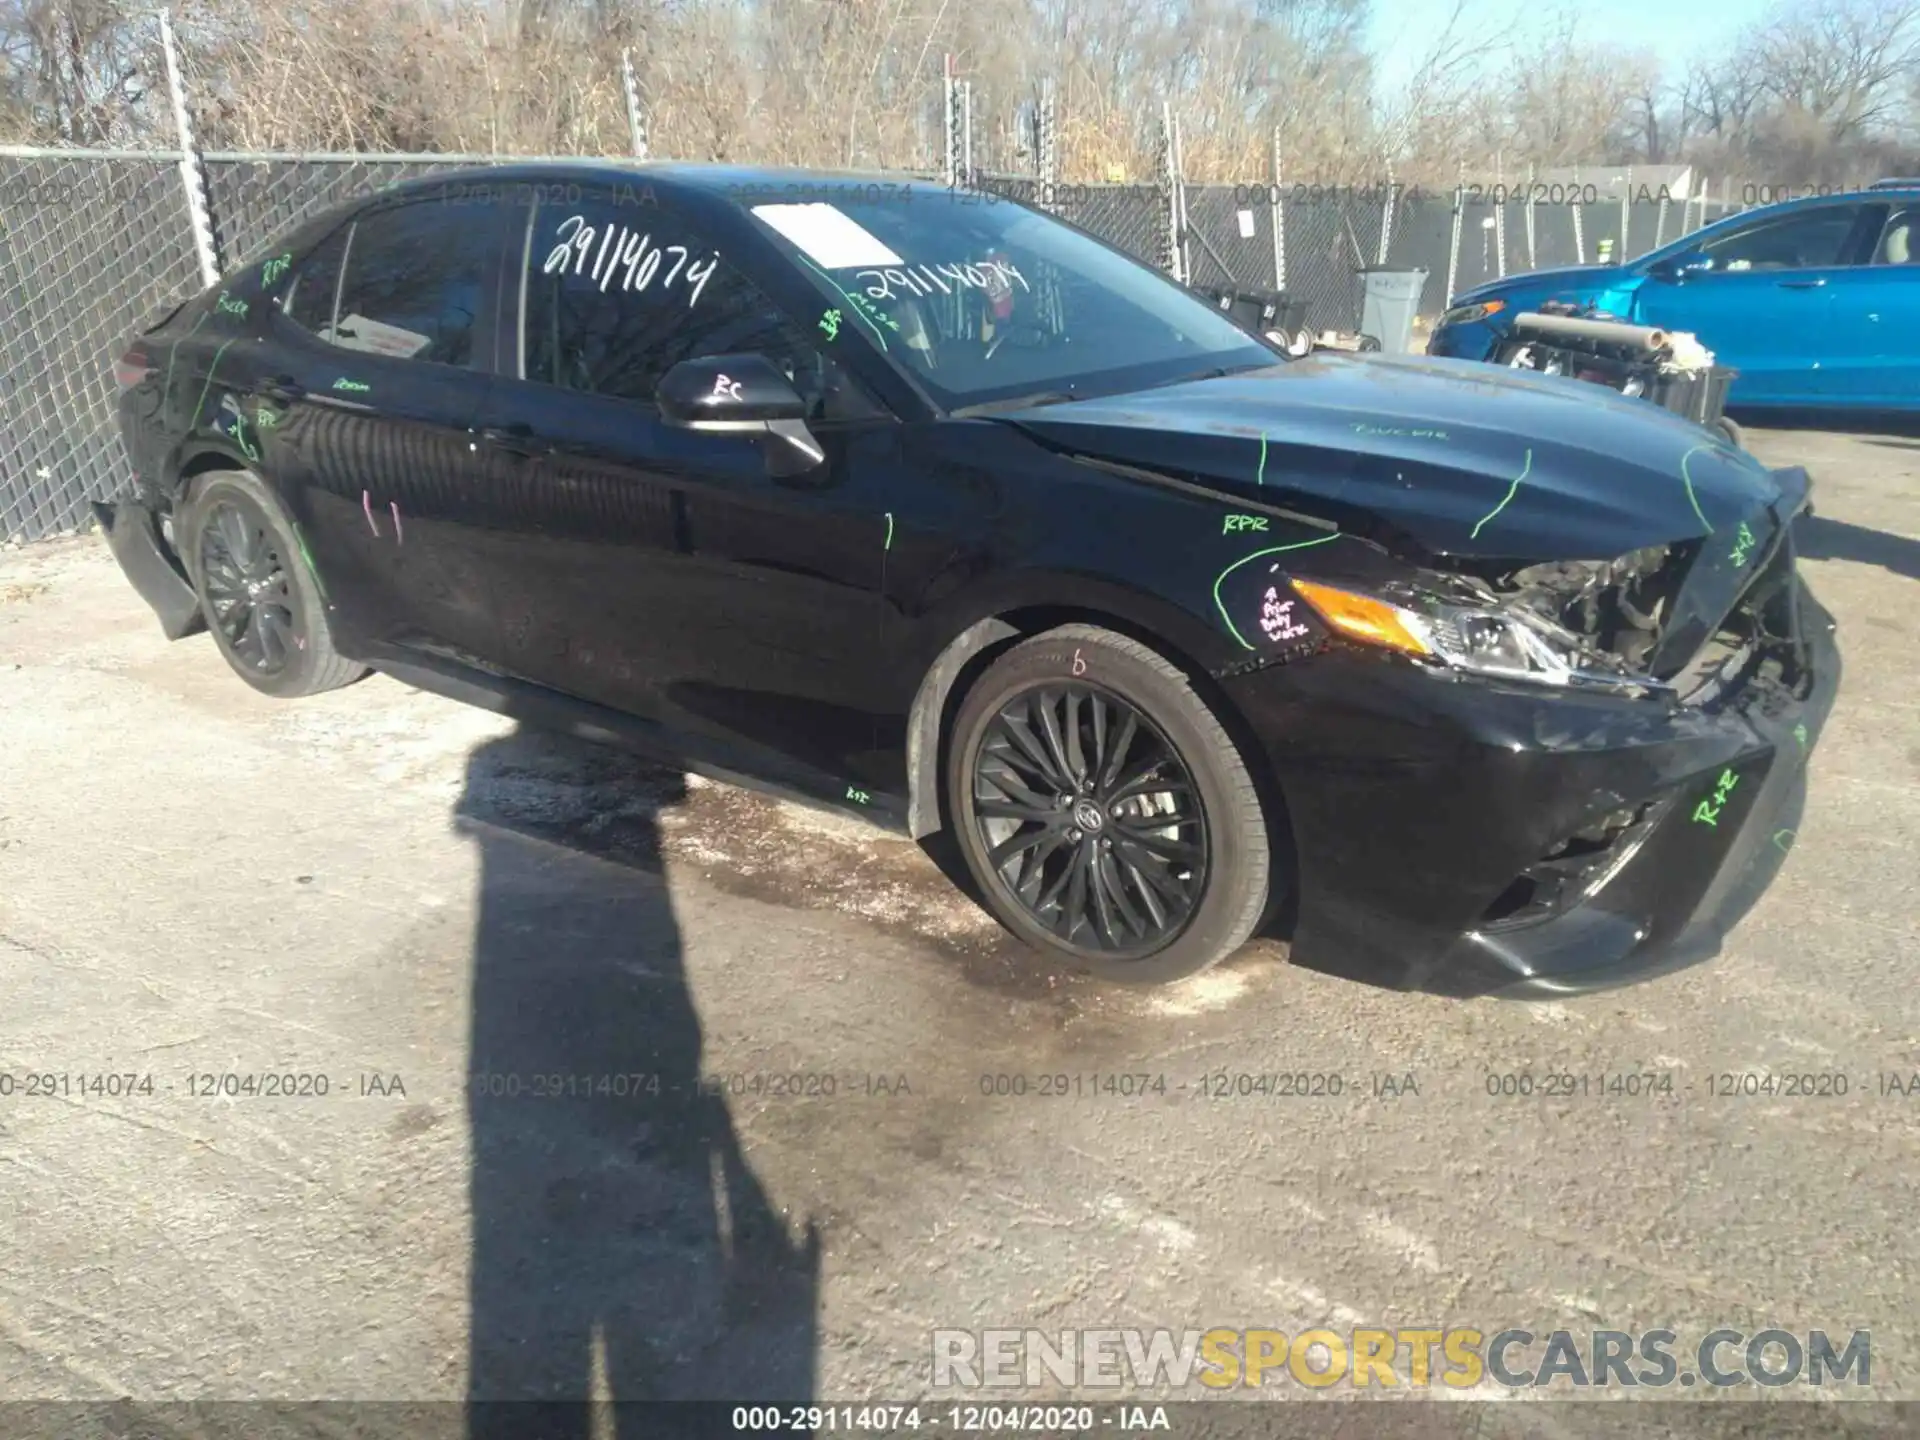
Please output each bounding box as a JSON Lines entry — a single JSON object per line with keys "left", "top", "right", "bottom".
{"left": 1, "top": 150, "right": 207, "bottom": 544}
{"left": 0, "top": 143, "right": 1742, "bottom": 546}
{"left": 204, "top": 154, "right": 493, "bottom": 268}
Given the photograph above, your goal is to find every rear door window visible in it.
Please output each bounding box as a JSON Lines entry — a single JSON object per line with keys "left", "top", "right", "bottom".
{"left": 1699, "top": 206, "right": 1864, "bottom": 272}
{"left": 1870, "top": 206, "right": 1917, "bottom": 265}
{"left": 324, "top": 201, "right": 495, "bottom": 366}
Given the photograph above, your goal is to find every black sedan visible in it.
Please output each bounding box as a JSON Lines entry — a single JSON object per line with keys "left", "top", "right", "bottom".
{"left": 96, "top": 162, "right": 1838, "bottom": 994}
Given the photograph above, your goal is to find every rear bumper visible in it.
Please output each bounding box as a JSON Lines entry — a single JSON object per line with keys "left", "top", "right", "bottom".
{"left": 90, "top": 499, "right": 204, "bottom": 640}
{"left": 1222, "top": 579, "right": 1840, "bottom": 998}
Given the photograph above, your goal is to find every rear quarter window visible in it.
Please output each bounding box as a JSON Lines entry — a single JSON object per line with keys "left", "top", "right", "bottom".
{"left": 279, "top": 226, "right": 352, "bottom": 337}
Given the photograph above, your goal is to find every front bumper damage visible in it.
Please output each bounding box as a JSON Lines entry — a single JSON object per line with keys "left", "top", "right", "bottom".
{"left": 1222, "top": 546, "right": 1840, "bottom": 997}
{"left": 91, "top": 499, "right": 204, "bottom": 640}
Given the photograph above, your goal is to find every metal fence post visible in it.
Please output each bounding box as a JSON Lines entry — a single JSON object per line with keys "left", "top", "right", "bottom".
{"left": 1620, "top": 164, "right": 1631, "bottom": 257}
{"left": 1445, "top": 183, "right": 1463, "bottom": 305}
{"left": 1376, "top": 160, "right": 1394, "bottom": 265}
{"left": 1160, "top": 103, "right": 1185, "bottom": 283}
{"left": 961, "top": 80, "right": 974, "bottom": 182}
{"left": 1036, "top": 77, "right": 1057, "bottom": 210}
{"left": 159, "top": 8, "right": 219, "bottom": 286}
{"left": 622, "top": 49, "right": 649, "bottom": 160}
{"left": 1571, "top": 167, "right": 1586, "bottom": 265}
{"left": 942, "top": 56, "right": 958, "bottom": 188}
{"left": 1269, "top": 128, "right": 1285, "bottom": 291}
{"left": 1524, "top": 162, "right": 1536, "bottom": 269}
{"left": 1492, "top": 153, "right": 1506, "bottom": 276}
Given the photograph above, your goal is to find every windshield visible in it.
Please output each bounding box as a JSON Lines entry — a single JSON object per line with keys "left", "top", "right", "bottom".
{"left": 740, "top": 188, "right": 1278, "bottom": 410}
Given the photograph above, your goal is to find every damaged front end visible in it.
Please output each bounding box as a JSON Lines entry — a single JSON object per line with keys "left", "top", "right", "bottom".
{"left": 1227, "top": 468, "right": 1836, "bottom": 995}
{"left": 1292, "top": 470, "right": 1811, "bottom": 720}
{"left": 1346, "top": 543, "right": 1689, "bottom": 699}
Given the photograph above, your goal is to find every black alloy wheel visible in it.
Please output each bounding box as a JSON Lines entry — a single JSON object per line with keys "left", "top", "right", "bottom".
{"left": 946, "top": 624, "right": 1276, "bottom": 985}
{"left": 970, "top": 681, "right": 1208, "bottom": 958}
{"left": 181, "top": 470, "right": 366, "bottom": 698}
{"left": 198, "top": 495, "right": 302, "bottom": 676}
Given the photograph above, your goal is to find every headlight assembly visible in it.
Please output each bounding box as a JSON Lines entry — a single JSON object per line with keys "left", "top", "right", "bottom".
{"left": 1438, "top": 299, "right": 1505, "bottom": 327}
{"left": 1289, "top": 577, "right": 1667, "bottom": 696}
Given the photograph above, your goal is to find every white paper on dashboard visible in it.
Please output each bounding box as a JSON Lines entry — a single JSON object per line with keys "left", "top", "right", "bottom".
{"left": 749, "top": 203, "right": 903, "bottom": 268}
{"left": 331, "top": 314, "right": 432, "bottom": 358}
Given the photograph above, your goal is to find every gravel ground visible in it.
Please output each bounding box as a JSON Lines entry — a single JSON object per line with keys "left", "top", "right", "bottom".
{"left": 0, "top": 421, "right": 1916, "bottom": 1423}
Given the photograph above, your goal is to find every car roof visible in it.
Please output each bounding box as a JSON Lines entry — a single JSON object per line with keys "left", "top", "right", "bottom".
{"left": 371, "top": 159, "right": 954, "bottom": 207}
{"left": 1722, "top": 186, "right": 1920, "bottom": 226}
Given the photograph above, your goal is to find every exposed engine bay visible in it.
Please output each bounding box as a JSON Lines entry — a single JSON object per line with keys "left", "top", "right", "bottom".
{"left": 1419, "top": 536, "right": 1810, "bottom": 716}
{"left": 1410, "top": 545, "right": 1687, "bottom": 689}
{"left": 1492, "top": 547, "right": 1682, "bottom": 672}
{"left": 1495, "top": 307, "right": 1733, "bottom": 432}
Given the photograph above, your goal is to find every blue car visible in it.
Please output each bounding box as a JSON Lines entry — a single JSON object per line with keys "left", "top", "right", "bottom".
{"left": 1429, "top": 183, "right": 1920, "bottom": 412}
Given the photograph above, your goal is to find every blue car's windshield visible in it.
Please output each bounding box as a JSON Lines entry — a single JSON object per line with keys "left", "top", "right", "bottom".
{"left": 741, "top": 188, "right": 1277, "bottom": 411}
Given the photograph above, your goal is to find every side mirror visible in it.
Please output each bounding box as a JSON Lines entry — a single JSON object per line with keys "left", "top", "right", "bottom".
{"left": 655, "top": 353, "right": 824, "bottom": 478}
{"left": 657, "top": 353, "right": 807, "bottom": 427}
{"left": 1648, "top": 249, "right": 1711, "bottom": 282}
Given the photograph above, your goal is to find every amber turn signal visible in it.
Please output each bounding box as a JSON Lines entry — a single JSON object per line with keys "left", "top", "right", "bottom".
{"left": 1289, "top": 579, "right": 1433, "bottom": 657}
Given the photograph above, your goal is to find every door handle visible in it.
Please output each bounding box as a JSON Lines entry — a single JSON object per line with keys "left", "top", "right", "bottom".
{"left": 1776, "top": 278, "right": 1827, "bottom": 289}
{"left": 258, "top": 375, "right": 304, "bottom": 402}
{"left": 478, "top": 422, "right": 548, "bottom": 456}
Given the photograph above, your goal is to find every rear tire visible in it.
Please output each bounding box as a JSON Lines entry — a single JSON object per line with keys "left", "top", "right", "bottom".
{"left": 944, "top": 624, "right": 1275, "bottom": 985}
{"left": 180, "top": 470, "right": 366, "bottom": 698}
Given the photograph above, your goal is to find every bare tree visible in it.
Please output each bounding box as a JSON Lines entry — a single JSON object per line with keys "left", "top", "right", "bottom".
{"left": 0, "top": 0, "right": 1912, "bottom": 186}
{"left": 1748, "top": 0, "right": 1920, "bottom": 144}
{"left": 0, "top": 0, "right": 157, "bottom": 143}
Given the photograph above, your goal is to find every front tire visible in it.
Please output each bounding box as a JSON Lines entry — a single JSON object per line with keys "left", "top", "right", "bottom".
{"left": 945, "top": 624, "right": 1275, "bottom": 985}
{"left": 180, "top": 470, "right": 366, "bottom": 698}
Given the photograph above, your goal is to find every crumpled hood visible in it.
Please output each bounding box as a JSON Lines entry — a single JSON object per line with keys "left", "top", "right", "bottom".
{"left": 998, "top": 353, "right": 1792, "bottom": 562}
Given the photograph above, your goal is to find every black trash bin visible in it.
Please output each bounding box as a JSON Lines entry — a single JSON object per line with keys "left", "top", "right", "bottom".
{"left": 1194, "top": 284, "right": 1311, "bottom": 353}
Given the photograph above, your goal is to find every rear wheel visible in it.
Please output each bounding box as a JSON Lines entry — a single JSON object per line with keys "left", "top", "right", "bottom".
{"left": 945, "top": 625, "right": 1275, "bottom": 985}
{"left": 181, "top": 470, "right": 365, "bottom": 697}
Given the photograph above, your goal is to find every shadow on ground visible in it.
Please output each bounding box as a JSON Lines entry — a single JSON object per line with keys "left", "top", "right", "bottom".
{"left": 454, "top": 724, "right": 820, "bottom": 1435}
{"left": 1797, "top": 513, "right": 1920, "bottom": 582}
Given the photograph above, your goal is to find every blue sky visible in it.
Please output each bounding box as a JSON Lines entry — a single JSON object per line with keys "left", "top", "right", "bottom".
{"left": 1366, "top": 0, "right": 1776, "bottom": 95}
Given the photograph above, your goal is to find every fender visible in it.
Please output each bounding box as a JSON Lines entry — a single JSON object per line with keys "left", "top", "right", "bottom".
{"left": 898, "top": 568, "right": 1247, "bottom": 839}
